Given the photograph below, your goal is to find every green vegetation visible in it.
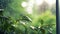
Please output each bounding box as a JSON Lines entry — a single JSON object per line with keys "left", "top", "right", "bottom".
{"left": 0, "top": 0, "right": 56, "bottom": 34}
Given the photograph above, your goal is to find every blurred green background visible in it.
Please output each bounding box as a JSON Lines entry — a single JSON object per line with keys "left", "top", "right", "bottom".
{"left": 0, "top": 0, "right": 56, "bottom": 34}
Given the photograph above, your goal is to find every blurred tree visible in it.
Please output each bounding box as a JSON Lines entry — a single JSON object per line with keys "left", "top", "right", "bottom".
{"left": 38, "top": 1, "right": 49, "bottom": 14}
{"left": 50, "top": 4, "right": 56, "bottom": 15}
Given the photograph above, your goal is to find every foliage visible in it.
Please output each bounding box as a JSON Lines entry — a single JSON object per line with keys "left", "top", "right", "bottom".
{"left": 0, "top": 0, "right": 56, "bottom": 34}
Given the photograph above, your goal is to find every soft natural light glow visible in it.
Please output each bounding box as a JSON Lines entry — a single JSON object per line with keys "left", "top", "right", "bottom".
{"left": 28, "top": 0, "right": 34, "bottom": 7}
{"left": 21, "top": 0, "right": 56, "bottom": 14}
{"left": 26, "top": 7, "right": 32, "bottom": 14}
{"left": 35, "top": 0, "right": 43, "bottom": 5}
{"left": 26, "top": 0, "right": 34, "bottom": 14}
{"left": 45, "top": 0, "right": 56, "bottom": 5}
{"left": 21, "top": 2, "right": 27, "bottom": 7}
{"left": 35, "top": 0, "right": 56, "bottom": 6}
